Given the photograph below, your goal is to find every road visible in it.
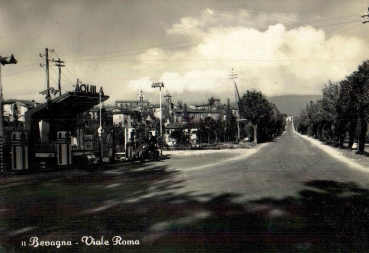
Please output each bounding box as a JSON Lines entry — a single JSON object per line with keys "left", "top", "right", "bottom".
{"left": 1, "top": 121, "right": 369, "bottom": 252}
{"left": 162, "top": 121, "right": 369, "bottom": 201}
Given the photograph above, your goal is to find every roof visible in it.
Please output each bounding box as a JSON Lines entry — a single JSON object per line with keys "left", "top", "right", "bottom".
{"left": 190, "top": 103, "right": 213, "bottom": 107}
{"left": 112, "top": 109, "right": 134, "bottom": 115}
{"left": 4, "top": 99, "right": 39, "bottom": 109}
{"left": 25, "top": 91, "right": 109, "bottom": 120}
{"left": 185, "top": 109, "right": 222, "bottom": 113}
{"left": 116, "top": 100, "right": 149, "bottom": 103}
{"left": 166, "top": 121, "right": 200, "bottom": 129}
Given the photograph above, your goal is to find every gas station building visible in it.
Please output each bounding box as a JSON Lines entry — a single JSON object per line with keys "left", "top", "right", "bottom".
{"left": 10, "top": 85, "right": 109, "bottom": 170}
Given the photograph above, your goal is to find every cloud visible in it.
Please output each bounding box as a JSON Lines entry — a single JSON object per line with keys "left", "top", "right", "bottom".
{"left": 158, "top": 70, "right": 229, "bottom": 93}
{"left": 3, "top": 4, "right": 368, "bottom": 106}
{"left": 127, "top": 77, "right": 154, "bottom": 92}
{"left": 132, "top": 10, "right": 369, "bottom": 101}
{"left": 167, "top": 8, "right": 299, "bottom": 37}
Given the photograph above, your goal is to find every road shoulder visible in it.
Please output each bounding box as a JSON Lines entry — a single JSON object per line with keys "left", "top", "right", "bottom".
{"left": 295, "top": 131, "right": 369, "bottom": 173}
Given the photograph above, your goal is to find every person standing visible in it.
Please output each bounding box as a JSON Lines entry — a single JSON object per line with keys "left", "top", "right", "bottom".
{"left": 126, "top": 138, "right": 134, "bottom": 161}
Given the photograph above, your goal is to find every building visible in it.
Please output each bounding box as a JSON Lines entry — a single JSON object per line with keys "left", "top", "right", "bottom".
{"left": 112, "top": 108, "right": 137, "bottom": 149}
{"left": 112, "top": 90, "right": 237, "bottom": 148}
{"left": 115, "top": 90, "right": 150, "bottom": 108}
{"left": 3, "top": 99, "right": 39, "bottom": 129}
{"left": 189, "top": 98, "right": 221, "bottom": 110}
{"left": 112, "top": 100, "right": 157, "bottom": 149}
{"left": 23, "top": 87, "right": 109, "bottom": 169}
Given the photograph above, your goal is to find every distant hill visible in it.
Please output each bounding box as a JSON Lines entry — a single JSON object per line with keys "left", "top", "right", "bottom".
{"left": 269, "top": 95, "right": 322, "bottom": 116}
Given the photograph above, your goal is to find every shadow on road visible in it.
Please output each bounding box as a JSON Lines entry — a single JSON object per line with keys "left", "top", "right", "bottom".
{"left": 1, "top": 161, "right": 368, "bottom": 253}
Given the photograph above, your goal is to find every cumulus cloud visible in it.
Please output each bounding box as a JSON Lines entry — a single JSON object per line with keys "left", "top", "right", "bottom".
{"left": 167, "top": 8, "right": 299, "bottom": 37}
{"left": 132, "top": 9, "right": 369, "bottom": 101}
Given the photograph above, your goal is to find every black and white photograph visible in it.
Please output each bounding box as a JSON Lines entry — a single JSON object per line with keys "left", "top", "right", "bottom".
{"left": 1, "top": 0, "right": 369, "bottom": 252}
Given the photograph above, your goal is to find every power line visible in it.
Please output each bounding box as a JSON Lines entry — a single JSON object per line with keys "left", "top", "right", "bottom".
{"left": 64, "top": 16, "right": 360, "bottom": 64}
{"left": 68, "top": 44, "right": 200, "bottom": 63}
{"left": 293, "top": 15, "right": 358, "bottom": 26}
{"left": 314, "top": 20, "right": 358, "bottom": 28}
{"left": 326, "top": 22, "right": 362, "bottom": 36}
{"left": 61, "top": 71, "right": 75, "bottom": 87}
{"left": 65, "top": 66, "right": 77, "bottom": 80}
{"left": 65, "top": 39, "right": 202, "bottom": 61}
{"left": 2, "top": 67, "right": 40, "bottom": 76}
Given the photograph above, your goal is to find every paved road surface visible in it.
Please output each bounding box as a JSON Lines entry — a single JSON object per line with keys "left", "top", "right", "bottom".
{"left": 1, "top": 121, "right": 369, "bottom": 253}
{"left": 140, "top": 121, "right": 369, "bottom": 252}
{"left": 162, "top": 121, "right": 369, "bottom": 202}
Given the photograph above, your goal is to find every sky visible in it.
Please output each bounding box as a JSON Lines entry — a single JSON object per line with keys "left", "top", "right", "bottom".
{"left": 1, "top": 0, "right": 369, "bottom": 106}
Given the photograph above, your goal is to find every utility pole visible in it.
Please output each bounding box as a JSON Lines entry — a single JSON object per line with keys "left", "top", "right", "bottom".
{"left": 361, "top": 7, "right": 369, "bottom": 23}
{"left": 51, "top": 58, "right": 65, "bottom": 96}
{"left": 229, "top": 69, "right": 241, "bottom": 142}
{"left": 39, "top": 48, "right": 54, "bottom": 102}
{"left": 0, "top": 54, "right": 18, "bottom": 171}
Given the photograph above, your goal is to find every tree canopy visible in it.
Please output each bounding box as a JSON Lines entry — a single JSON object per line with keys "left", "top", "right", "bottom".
{"left": 295, "top": 60, "right": 369, "bottom": 152}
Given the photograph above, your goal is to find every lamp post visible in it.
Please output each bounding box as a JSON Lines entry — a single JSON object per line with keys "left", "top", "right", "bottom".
{"left": 151, "top": 82, "right": 164, "bottom": 137}
{"left": 0, "top": 54, "right": 18, "bottom": 171}
{"left": 152, "top": 82, "right": 164, "bottom": 156}
{"left": 98, "top": 89, "right": 103, "bottom": 163}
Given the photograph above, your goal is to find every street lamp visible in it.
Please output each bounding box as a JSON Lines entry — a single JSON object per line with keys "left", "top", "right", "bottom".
{"left": 0, "top": 54, "right": 18, "bottom": 171}
{"left": 361, "top": 8, "right": 369, "bottom": 23}
{"left": 98, "top": 89, "right": 103, "bottom": 163}
{"left": 151, "top": 82, "right": 164, "bottom": 137}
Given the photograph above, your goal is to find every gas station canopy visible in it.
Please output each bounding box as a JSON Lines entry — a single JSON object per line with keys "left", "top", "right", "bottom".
{"left": 25, "top": 91, "right": 109, "bottom": 120}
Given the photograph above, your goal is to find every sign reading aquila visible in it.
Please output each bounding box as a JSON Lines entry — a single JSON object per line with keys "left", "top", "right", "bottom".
{"left": 74, "top": 84, "right": 104, "bottom": 96}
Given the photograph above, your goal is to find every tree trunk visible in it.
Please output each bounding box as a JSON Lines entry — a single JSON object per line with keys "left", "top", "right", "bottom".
{"left": 338, "top": 118, "right": 345, "bottom": 148}
{"left": 253, "top": 123, "right": 258, "bottom": 143}
{"left": 358, "top": 117, "right": 367, "bottom": 153}
{"left": 317, "top": 124, "right": 321, "bottom": 140}
{"left": 330, "top": 124, "right": 334, "bottom": 142}
{"left": 348, "top": 118, "right": 357, "bottom": 148}
{"left": 247, "top": 123, "right": 251, "bottom": 140}
{"left": 339, "top": 134, "right": 345, "bottom": 148}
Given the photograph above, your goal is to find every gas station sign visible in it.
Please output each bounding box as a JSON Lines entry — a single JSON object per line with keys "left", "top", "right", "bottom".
{"left": 84, "top": 134, "right": 93, "bottom": 150}
{"left": 74, "top": 83, "right": 104, "bottom": 96}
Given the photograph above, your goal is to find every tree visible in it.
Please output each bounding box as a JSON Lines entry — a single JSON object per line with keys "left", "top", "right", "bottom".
{"left": 169, "top": 128, "right": 191, "bottom": 147}
{"left": 239, "top": 90, "right": 273, "bottom": 143}
{"left": 307, "top": 100, "right": 324, "bottom": 139}
{"left": 177, "top": 100, "right": 183, "bottom": 110}
{"left": 295, "top": 60, "right": 369, "bottom": 152}
{"left": 197, "top": 117, "right": 217, "bottom": 144}
{"left": 295, "top": 105, "right": 311, "bottom": 135}
{"left": 208, "top": 96, "right": 216, "bottom": 106}
{"left": 321, "top": 81, "right": 340, "bottom": 142}
{"left": 345, "top": 60, "right": 369, "bottom": 152}
{"left": 268, "top": 103, "right": 286, "bottom": 137}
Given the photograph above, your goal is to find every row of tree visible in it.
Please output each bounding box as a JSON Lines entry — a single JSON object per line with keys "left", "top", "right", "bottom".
{"left": 294, "top": 60, "right": 369, "bottom": 152}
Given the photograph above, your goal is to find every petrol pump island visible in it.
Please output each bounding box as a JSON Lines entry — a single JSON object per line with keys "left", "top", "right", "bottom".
{"left": 8, "top": 84, "right": 109, "bottom": 172}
